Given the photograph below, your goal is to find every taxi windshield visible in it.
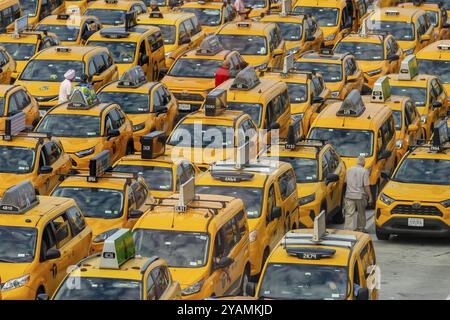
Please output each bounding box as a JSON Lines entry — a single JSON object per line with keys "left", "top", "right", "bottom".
{"left": 52, "top": 187, "right": 124, "bottom": 219}
{"left": 245, "top": 0, "right": 267, "bottom": 8}
{"left": 113, "top": 165, "right": 173, "bottom": 191}
{"left": 88, "top": 41, "right": 136, "bottom": 64}
{"left": 309, "top": 128, "right": 374, "bottom": 157}
{"left": 227, "top": 102, "right": 262, "bottom": 126}
{"left": 36, "top": 114, "right": 101, "bottom": 137}
{"left": 195, "top": 185, "right": 263, "bottom": 218}
{"left": 294, "top": 7, "right": 339, "bottom": 27}
{"left": 168, "top": 124, "right": 235, "bottom": 148}
{"left": 0, "top": 226, "right": 37, "bottom": 263}
{"left": 19, "top": 0, "right": 38, "bottom": 16}
{"left": 365, "top": 20, "right": 415, "bottom": 41}
{"left": 217, "top": 34, "right": 267, "bottom": 55}
{"left": 181, "top": 8, "right": 222, "bottom": 26}
{"left": 274, "top": 22, "right": 302, "bottom": 41}
{"left": 146, "top": 24, "right": 176, "bottom": 44}
{"left": 84, "top": 9, "right": 126, "bottom": 25}
{"left": 426, "top": 11, "right": 439, "bottom": 26}
{"left": 19, "top": 60, "right": 84, "bottom": 82}
{"left": 393, "top": 110, "right": 402, "bottom": 130}
{"left": 35, "top": 25, "right": 80, "bottom": 42}
{"left": 286, "top": 83, "right": 308, "bottom": 103}
{"left": 393, "top": 158, "right": 450, "bottom": 185}
{"left": 54, "top": 277, "right": 141, "bottom": 300}
{"left": 133, "top": 229, "right": 210, "bottom": 268}
{"left": 258, "top": 263, "right": 348, "bottom": 300}
{"left": 98, "top": 92, "right": 149, "bottom": 114}
{"left": 262, "top": 156, "right": 319, "bottom": 182}
{"left": 0, "top": 43, "right": 36, "bottom": 61}
{"left": 390, "top": 86, "right": 427, "bottom": 107}
{"left": 294, "top": 62, "right": 342, "bottom": 82}
{"left": 0, "top": 146, "right": 35, "bottom": 174}
{"left": 417, "top": 59, "right": 450, "bottom": 83}
{"left": 334, "top": 42, "right": 384, "bottom": 61}
{"left": 168, "top": 58, "right": 223, "bottom": 78}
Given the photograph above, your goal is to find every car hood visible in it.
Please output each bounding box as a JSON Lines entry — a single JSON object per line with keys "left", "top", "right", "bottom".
{"left": 297, "top": 182, "right": 321, "bottom": 198}
{"left": 56, "top": 137, "right": 103, "bottom": 154}
{"left": 396, "top": 41, "right": 415, "bottom": 52}
{"left": 84, "top": 217, "right": 125, "bottom": 238}
{"left": 0, "top": 263, "right": 31, "bottom": 283}
{"left": 357, "top": 60, "right": 385, "bottom": 73}
{"left": 321, "top": 26, "right": 339, "bottom": 39}
{"left": 383, "top": 181, "right": 450, "bottom": 202}
{"left": 0, "top": 173, "right": 35, "bottom": 196}
{"left": 169, "top": 266, "right": 208, "bottom": 289}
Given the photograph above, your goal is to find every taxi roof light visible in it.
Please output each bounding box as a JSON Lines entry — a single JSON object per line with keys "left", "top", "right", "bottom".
{"left": 0, "top": 181, "right": 39, "bottom": 214}
{"left": 285, "top": 118, "right": 303, "bottom": 149}
{"left": 336, "top": 90, "right": 365, "bottom": 117}
{"left": 149, "top": 11, "right": 164, "bottom": 18}
{"left": 235, "top": 139, "right": 251, "bottom": 169}
{"left": 437, "top": 43, "right": 450, "bottom": 51}
{"left": 399, "top": 55, "right": 419, "bottom": 80}
{"left": 2, "top": 112, "right": 26, "bottom": 141}
{"left": 175, "top": 177, "right": 195, "bottom": 213}
{"left": 88, "top": 150, "right": 111, "bottom": 182}
{"left": 118, "top": 66, "right": 147, "bottom": 88}
{"left": 313, "top": 210, "right": 326, "bottom": 242}
{"left": 204, "top": 88, "right": 227, "bottom": 116}
{"left": 230, "top": 66, "right": 260, "bottom": 90}
{"left": 56, "top": 46, "right": 71, "bottom": 53}
{"left": 67, "top": 88, "right": 98, "bottom": 110}
{"left": 319, "top": 48, "right": 333, "bottom": 55}
{"left": 371, "top": 76, "right": 391, "bottom": 103}
{"left": 196, "top": 35, "right": 223, "bottom": 56}
{"left": 57, "top": 14, "right": 70, "bottom": 20}
{"left": 431, "top": 120, "right": 449, "bottom": 150}
{"left": 141, "top": 131, "right": 166, "bottom": 159}
{"left": 237, "top": 22, "right": 251, "bottom": 28}
{"left": 105, "top": 0, "right": 118, "bottom": 4}
{"left": 210, "top": 170, "right": 255, "bottom": 182}
{"left": 99, "top": 229, "right": 135, "bottom": 269}
{"left": 385, "top": 10, "right": 400, "bottom": 15}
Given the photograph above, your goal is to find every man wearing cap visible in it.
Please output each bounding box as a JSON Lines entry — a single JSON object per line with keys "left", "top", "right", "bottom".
{"left": 215, "top": 60, "right": 231, "bottom": 87}
{"left": 344, "top": 155, "right": 372, "bottom": 232}
{"left": 58, "top": 69, "right": 76, "bottom": 104}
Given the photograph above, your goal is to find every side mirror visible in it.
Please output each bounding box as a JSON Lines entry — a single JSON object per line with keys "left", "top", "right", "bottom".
{"left": 179, "top": 33, "right": 191, "bottom": 45}
{"left": 269, "top": 122, "right": 280, "bottom": 130}
{"left": 325, "top": 173, "right": 340, "bottom": 184}
{"left": 140, "top": 54, "right": 149, "bottom": 65}
{"left": 155, "top": 106, "right": 168, "bottom": 114}
{"left": 37, "top": 293, "right": 49, "bottom": 300}
{"left": 107, "top": 128, "right": 120, "bottom": 138}
{"left": 408, "top": 124, "right": 419, "bottom": 132}
{"left": 45, "top": 248, "right": 61, "bottom": 261}
{"left": 246, "top": 282, "right": 256, "bottom": 296}
{"left": 432, "top": 101, "right": 442, "bottom": 109}
{"left": 39, "top": 165, "right": 53, "bottom": 174}
{"left": 420, "top": 34, "right": 431, "bottom": 43}
{"left": 312, "top": 96, "right": 324, "bottom": 104}
{"left": 215, "top": 256, "right": 234, "bottom": 270}
{"left": 377, "top": 149, "right": 391, "bottom": 161}
{"left": 128, "top": 209, "right": 144, "bottom": 219}
{"left": 306, "top": 35, "right": 315, "bottom": 42}
{"left": 381, "top": 171, "right": 390, "bottom": 181}
{"left": 271, "top": 206, "right": 282, "bottom": 220}
{"left": 388, "top": 54, "right": 399, "bottom": 62}
{"left": 356, "top": 287, "right": 370, "bottom": 300}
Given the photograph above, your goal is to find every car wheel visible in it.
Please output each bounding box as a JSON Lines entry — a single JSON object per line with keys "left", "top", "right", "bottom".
{"left": 332, "top": 194, "right": 345, "bottom": 224}
{"left": 239, "top": 266, "right": 251, "bottom": 296}
{"left": 35, "top": 286, "right": 45, "bottom": 300}
{"left": 375, "top": 227, "right": 389, "bottom": 240}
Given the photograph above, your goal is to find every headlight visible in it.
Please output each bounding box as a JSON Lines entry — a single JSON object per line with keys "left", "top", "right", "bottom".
{"left": 287, "top": 47, "right": 300, "bottom": 55}
{"left": 165, "top": 51, "right": 173, "bottom": 58}
{"left": 249, "top": 230, "right": 258, "bottom": 242}
{"left": 93, "top": 228, "right": 119, "bottom": 243}
{"left": 441, "top": 199, "right": 450, "bottom": 208}
{"left": 181, "top": 279, "right": 204, "bottom": 296}
{"left": 380, "top": 192, "right": 395, "bottom": 205}
{"left": 366, "top": 68, "right": 382, "bottom": 77}
{"left": 1, "top": 274, "right": 30, "bottom": 291}
{"left": 75, "top": 147, "right": 95, "bottom": 158}
{"left": 255, "top": 63, "right": 268, "bottom": 71}
{"left": 132, "top": 122, "right": 146, "bottom": 132}
{"left": 395, "top": 139, "right": 403, "bottom": 149}
{"left": 291, "top": 113, "right": 304, "bottom": 122}
{"left": 421, "top": 115, "right": 427, "bottom": 124}
{"left": 403, "top": 47, "right": 414, "bottom": 55}
{"left": 331, "top": 91, "right": 340, "bottom": 98}
{"left": 324, "top": 33, "right": 336, "bottom": 41}
{"left": 299, "top": 194, "right": 316, "bottom": 205}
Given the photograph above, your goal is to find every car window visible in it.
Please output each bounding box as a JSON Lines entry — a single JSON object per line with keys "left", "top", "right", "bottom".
{"left": 52, "top": 215, "right": 72, "bottom": 248}
{"left": 131, "top": 182, "right": 148, "bottom": 208}
{"left": 42, "top": 141, "right": 62, "bottom": 166}
{"left": 65, "top": 206, "right": 86, "bottom": 236}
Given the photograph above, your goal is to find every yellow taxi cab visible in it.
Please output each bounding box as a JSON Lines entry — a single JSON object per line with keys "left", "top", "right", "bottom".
{"left": 137, "top": 11, "right": 206, "bottom": 68}
{"left": 35, "top": 13, "right": 102, "bottom": 45}
{"left": 0, "top": 84, "right": 39, "bottom": 129}
{"left": 49, "top": 229, "right": 181, "bottom": 300}
{"left": 112, "top": 131, "right": 200, "bottom": 197}
{"left": 386, "top": 55, "right": 448, "bottom": 139}
{"left": 51, "top": 150, "right": 155, "bottom": 252}
{"left": 0, "top": 18, "right": 60, "bottom": 81}
{"left": 416, "top": 40, "right": 450, "bottom": 99}
{"left": 333, "top": 33, "right": 404, "bottom": 92}
{"left": 98, "top": 67, "right": 179, "bottom": 151}
{"left": 362, "top": 7, "right": 436, "bottom": 56}
{"left": 19, "top": 0, "right": 65, "bottom": 27}
{"left": 0, "top": 0, "right": 21, "bottom": 32}
{"left": 64, "top": 0, "right": 89, "bottom": 15}
{"left": 165, "top": 88, "right": 259, "bottom": 170}
{"left": 308, "top": 89, "right": 397, "bottom": 203}
{"left": 424, "top": 0, "right": 450, "bottom": 21}
{"left": 261, "top": 65, "right": 331, "bottom": 134}
{"left": 260, "top": 12, "right": 323, "bottom": 58}
{"left": 0, "top": 113, "right": 72, "bottom": 196}
{"left": 375, "top": 120, "right": 450, "bottom": 240}
{"left": 132, "top": 178, "right": 251, "bottom": 299}
{"left": 15, "top": 45, "right": 118, "bottom": 113}
{"left": 216, "top": 21, "right": 285, "bottom": 72}
{"left": 244, "top": 0, "right": 281, "bottom": 19}
{"left": 293, "top": 0, "right": 369, "bottom": 48}
{"left": 143, "top": 0, "right": 184, "bottom": 13}
{"left": 217, "top": 66, "right": 291, "bottom": 140}
{"left": 161, "top": 35, "right": 247, "bottom": 116}
{"left": 34, "top": 89, "right": 133, "bottom": 170}
{"left": 294, "top": 49, "right": 364, "bottom": 99}
{"left": 398, "top": 1, "right": 450, "bottom": 40}
{"left": 84, "top": 0, "right": 147, "bottom": 28}
{"left": 366, "top": 76, "right": 424, "bottom": 162}
{"left": 196, "top": 156, "right": 300, "bottom": 278}
{"left": 87, "top": 13, "right": 166, "bottom": 80}
{"left": 260, "top": 120, "right": 346, "bottom": 228}
{"left": 179, "top": 0, "right": 237, "bottom": 34}
{"left": 0, "top": 181, "right": 92, "bottom": 300}
{"left": 0, "top": 47, "right": 15, "bottom": 84}
{"left": 248, "top": 212, "right": 379, "bottom": 300}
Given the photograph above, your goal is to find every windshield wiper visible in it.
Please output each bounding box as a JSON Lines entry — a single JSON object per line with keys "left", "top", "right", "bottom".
{"left": 0, "top": 258, "right": 17, "bottom": 263}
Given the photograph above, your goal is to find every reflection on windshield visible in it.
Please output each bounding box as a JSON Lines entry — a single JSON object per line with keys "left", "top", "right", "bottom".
{"left": 54, "top": 277, "right": 141, "bottom": 300}
{"left": 276, "top": 22, "right": 302, "bottom": 41}
{"left": 286, "top": 83, "right": 308, "bottom": 103}
{"left": 133, "top": 229, "right": 209, "bottom": 267}
{"left": 294, "top": 6, "right": 339, "bottom": 27}
{"left": 334, "top": 42, "right": 384, "bottom": 60}
{"left": 394, "top": 158, "right": 450, "bottom": 185}
{"left": 217, "top": 34, "right": 267, "bottom": 55}
{"left": 0, "top": 42, "right": 36, "bottom": 61}
{"left": 146, "top": 24, "right": 176, "bottom": 44}
{"left": 36, "top": 114, "right": 101, "bottom": 137}
{"left": 98, "top": 92, "right": 149, "bottom": 114}
{"left": 36, "top": 25, "right": 80, "bottom": 41}
{"left": 390, "top": 86, "right": 427, "bottom": 107}
{"left": 88, "top": 41, "right": 136, "bottom": 64}
{"left": 113, "top": 165, "right": 173, "bottom": 191}
{"left": 417, "top": 59, "right": 450, "bottom": 83}
{"left": 309, "top": 128, "right": 374, "bottom": 157}
{"left": 195, "top": 185, "right": 263, "bottom": 218}
{"left": 227, "top": 102, "right": 262, "bottom": 126}
{"left": 365, "top": 20, "right": 415, "bottom": 40}
{"left": 19, "top": 0, "right": 38, "bottom": 16}
{"left": 84, "top": 9, "right": 126, "bottom": 25}
{"left": 426, "top": 11, "right": 438, "bottom": 26}
{"left": 392, "top": 110, "right": 402, "bottom": 130}
{"left": 0, "top": 226, "right": 37, "bottom": 263}
{"left": 52, "top": 187, "right": 124, "bottom": 219}
{"left": 168, "top": 124, "right": 235, "bottom": 148}
{"left": 169, "top": 58, "right": 223, "bottom": 78}
{"left": 262, "top": 156, "right": 319, "bottom": 182}
{"left": 0, "top": 146, "right": 35, "bottom": 174}
{"left": 181, "top": 8, "right": 222, "bottom": 26}
{"left": 294, "top": 62, "right": 342, "bottom": 82}
{"left": 258, "top": 263, "right": 348, "bottom": 300}
{"left": 20, "top": 60, "right": 84, "bottom": 82}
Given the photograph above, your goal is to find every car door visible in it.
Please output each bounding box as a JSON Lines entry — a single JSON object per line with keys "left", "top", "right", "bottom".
{"left": 148, "top": 31, "right": 166, "bottom": 80}
{"left": 152, "top": 85, "right": 170, "bottom": 132}
{"left": 142, "top": 263, "right": 157, "bottom": 300}
{"left": 41, "top": 141, "right": 71, "bottom": 193}
{"left": 431, "top": 78, "right": 447, "bottom": 118}
{"left": 276, "top": 168, "right": 299, "bottom": 230}
{"left": 38, "top": 223, "right": 61, "bottom": 295}
{"left": 12, "top": 89, "right": 37, "bottom": 126}
{"left": 187, "top": 16, "right": 204, "bottom": 47}
{"left": 103, "top": 110, "right": 121, "bottom": 161}
{"left": 266, "top": 183, "right": 284, "bottom": 249}
{"left": 65, "top": 206, "right": 91, "bottom": 262}
{"left": 126, "top": 181, "right": 151, "bottom": 227}
{"left": 359, "top": 240, "right": 379, "bottom": 300}
{"left": 320, "top": 148, "right": 338, "bottom": 214}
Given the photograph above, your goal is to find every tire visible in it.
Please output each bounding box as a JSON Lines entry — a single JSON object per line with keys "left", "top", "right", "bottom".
{"left": 251, "top": 249, "right": 270, "bottom": 282}
{"left": 332, "top": 194, "right": 345, "bottom": 224}
{"left": 239, "top": 266, "right": 251, "bottom": 296}
{"left": 375, "top": 227, "right": 389, "bottom": 240}
{"left": 35, "top": 286, "right": 45, "bottom": 300}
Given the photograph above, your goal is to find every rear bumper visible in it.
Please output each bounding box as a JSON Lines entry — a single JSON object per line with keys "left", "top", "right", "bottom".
{"left": 377, "top": 216, "right": 450, "bottom": 237}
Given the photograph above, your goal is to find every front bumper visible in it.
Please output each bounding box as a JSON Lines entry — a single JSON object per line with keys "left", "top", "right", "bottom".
{"left": 376, "top": 216, "right": 450, "bottom": 237}
{"left": 1, "top": 285, "right": 36, "bottom": 300}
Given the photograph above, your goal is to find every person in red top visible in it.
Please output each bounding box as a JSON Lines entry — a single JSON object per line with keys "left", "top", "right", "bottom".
{"left": 215, "top": 60, "right": 231, "bottom": 87}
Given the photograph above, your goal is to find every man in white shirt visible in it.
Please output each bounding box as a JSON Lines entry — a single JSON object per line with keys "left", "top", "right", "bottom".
{"left": 58, "top": 69, "right": 76, "bottom": 104}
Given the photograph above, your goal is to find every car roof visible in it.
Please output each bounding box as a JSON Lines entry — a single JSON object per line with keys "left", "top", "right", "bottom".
{"left": 33, "top": 45, "right": 102, "bottom": 60}
{"left": 47, "top": 101, "right": 116, "bottom": 116}
{"left": 217, "top": 21, "right": 274, "bottom": 36}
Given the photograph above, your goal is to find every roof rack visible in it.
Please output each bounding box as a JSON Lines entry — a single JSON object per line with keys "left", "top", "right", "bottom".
{"left": 371, "top": 76, "right": 391, "bottom": 103}
{"left": 204, "top": 88, "right": 227, "bottom": 116}
{"left": 336, "top": 90, "right": 365, "bottom": 117}
{"left": 0, "top": 181, "right": 39, "bottom": 215}
{"left": 398, "top": 55, "right": 418, "bottom": 81}
{"left": 117, "top": 66, "right": 147, "bottom": 88}
{"left": 141, "top": 131, "right": 166, "bottom": 159}
{"left": 100, "top": 229, "right": 135, "bottom": 269}
{"left": 230, "top": 66, "right": 260, "bottom": 90}
{"left": 196, "top": 34, "right": 223, "bottom": 56}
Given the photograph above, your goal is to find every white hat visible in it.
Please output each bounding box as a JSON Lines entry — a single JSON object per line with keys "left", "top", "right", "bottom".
{"left": 64, "top": 69, "right": 76, "bottom": 80}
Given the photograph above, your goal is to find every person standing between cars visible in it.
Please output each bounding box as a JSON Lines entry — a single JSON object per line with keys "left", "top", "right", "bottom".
{"left": 234, "top": 0, "right": 246, "bottom": 21}
{"left": 58, "top": 69, "right": 75, "bottom": 104}
{"left": 215, "top": 60, "right": 231, "bottom": 87}
{"left": 344, "top": 155, "right": 372, "bottom": 232}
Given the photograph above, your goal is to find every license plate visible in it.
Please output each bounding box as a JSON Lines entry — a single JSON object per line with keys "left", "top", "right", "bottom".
{"left": 408, "top": 218, "right": 424, "bottom": 227}
{"left": 39, "top": 110, "right": 47, "bottom": 117}
{"left": 178, "top": 103, "right": 191, "bottom": 111}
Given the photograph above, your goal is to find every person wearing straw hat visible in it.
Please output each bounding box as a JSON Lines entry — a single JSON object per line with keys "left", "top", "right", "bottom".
{"left": 58, "top": 69, "right": 76, "bottom": 104}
